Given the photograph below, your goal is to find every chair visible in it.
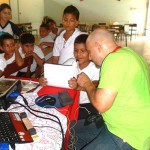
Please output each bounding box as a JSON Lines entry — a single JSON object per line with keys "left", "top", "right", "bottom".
{"left": 99, "top": 23, "right": 108, "bottom": 29}
{"left": 108, "top": 25, "right": 124, "bottom": 41}
{"left": 3, "top": 56, "right": 33, "bottom": 78}
{"left": 92, "top": 24, "right": 100, "bottom": 31}
{"left": 78, "top": 24, "right": 87, "bottom": 32}
{"left": 124, "top": 24, "right": 138, "bottom": 41}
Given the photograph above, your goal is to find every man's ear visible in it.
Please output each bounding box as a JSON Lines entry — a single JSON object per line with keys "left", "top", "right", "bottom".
{"left": 95, "top": 41, "right": 101, "bottom": 52}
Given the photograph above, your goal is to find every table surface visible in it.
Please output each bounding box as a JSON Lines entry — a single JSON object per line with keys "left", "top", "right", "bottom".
{"left": 0, "top": 79, "right": 80, "bottom": 150}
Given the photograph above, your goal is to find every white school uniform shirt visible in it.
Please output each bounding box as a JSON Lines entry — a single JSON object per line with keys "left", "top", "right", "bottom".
{"left": 0, "top": 53, "right": 17, "bottom": 76}
{"left": 0, "top": 54, "right": 7, "bottom": 71}
{"left": 53, "top": 28, "right": 85, "bottom": 64}
{"left": 19, "top": 45, "right": 45, "bottom": 72}
{"left": 39, "top": 34, "right": 54, "bottom": 49}
{"left": 64, "top": 59, "right": 100, "bottom": 104}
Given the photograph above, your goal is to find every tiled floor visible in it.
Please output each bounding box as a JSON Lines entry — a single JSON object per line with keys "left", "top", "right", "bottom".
{"left": 116, "top": 35, "right": 150, "bottom": 68}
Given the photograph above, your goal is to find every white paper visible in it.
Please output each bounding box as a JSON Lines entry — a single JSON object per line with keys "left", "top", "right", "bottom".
{"left": 44, "top": 63, "right": 75, "bottom": 88}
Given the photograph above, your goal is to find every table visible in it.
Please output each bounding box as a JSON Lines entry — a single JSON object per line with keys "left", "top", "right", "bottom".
{"left": 0, "top": 79, "right": 80, "bottom": 150}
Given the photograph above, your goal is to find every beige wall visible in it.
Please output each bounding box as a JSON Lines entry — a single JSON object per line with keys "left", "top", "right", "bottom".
{"left": 9, "top": 0, "right": 149, "bottom": 35}
{"left": 44, "top": 0, "right": 148, "bottom": 35}
{"left": 10, "top": 0, "right": 44, "bottom": 32}
{"left": 0, "top": 0, "right": 9, "bottom": 4}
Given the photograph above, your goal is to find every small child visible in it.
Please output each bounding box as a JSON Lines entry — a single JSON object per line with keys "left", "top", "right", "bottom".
{"left": 66, "top": 34, "right": 102, "bottom": 150}
{"left": 0, "top": 33, "right": 22, "bottom": 76}
{"left": 51, "top": 5, "right": 85, "bottom": 64}
{"left": 47, "top": 19, "right": 64, "bottom": 40}
{"left": 39, "top": 34, "right": 102, "bottom": 150}
{"left": 68, "top": 34, "right": 100, "bottom": 104}
{"left": 17, "top": 33, "right": 45, "bottom": 77}
{"left": 38, "top": 23, "right": 54, "bottom": 50}
{"left": 0, "top": 3, "right": 21, "bottom": 53}
{"left": 0, "top": 3, "right": 21, "bottom": 37}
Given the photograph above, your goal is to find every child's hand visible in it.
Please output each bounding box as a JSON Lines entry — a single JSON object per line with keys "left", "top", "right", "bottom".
{"left": 68, "top": 77, "right": 78, "bottom": 89}
{"left": 15, "top": 43, "right": 20, "bottom": 52}
{"left": 39, "top": 77, "right": 47, "bottom": 86}
{"left": 25, "top": 51, "right": 34, "bottom": 56}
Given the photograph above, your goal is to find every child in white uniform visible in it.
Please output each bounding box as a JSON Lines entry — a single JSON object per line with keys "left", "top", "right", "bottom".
{"left": 38, "top": 23, "right": 54, "bottom": 50}
{"left": 17, "top": 33, "right": 45, "bottom": 77}
{"left": 52, "top": 5, "right": 85, "bottom": 65}
{"left": 67, "top": 34, "right": 103, "bottom": 150}
{"left": 47, "top": 19, "right": 64, "bottom": 41}
{"left": 0, "top": 33, "right": 22, "bottom": 76}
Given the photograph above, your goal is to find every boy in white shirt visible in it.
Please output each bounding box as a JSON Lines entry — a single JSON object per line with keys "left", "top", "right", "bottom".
{"left": 67, "top": 34, "right": 103, "bottom": 150}
{"left": 39, "top": 34, "right": 103, "bottom": 150}
{"left": 0, "top": 33, "right": 23, "bottom": 76}
{"left": 17, "top": 33, "right": 45, "bottom": 77}
{"left": 47, "top": 19, "right": 64, "bottom": 41}
{"left": 51, "top": 5, "right": 85, "bottom": 65}
{"left": 38, "top": 23, "right": 54, "bottom": 50}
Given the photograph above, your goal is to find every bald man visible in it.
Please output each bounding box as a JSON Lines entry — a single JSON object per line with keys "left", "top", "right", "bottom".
{"left": 77, "top": 29, "right": 150, "bottom": 150}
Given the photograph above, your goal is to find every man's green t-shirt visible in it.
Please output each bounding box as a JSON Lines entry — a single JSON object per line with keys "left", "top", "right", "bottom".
{"left": 98, "top": 47, "right": 150, "bottom": 150}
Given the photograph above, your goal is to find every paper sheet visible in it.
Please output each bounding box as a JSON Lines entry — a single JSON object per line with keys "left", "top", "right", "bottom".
{"left": 44, "top": 63, "right": 75, "bottom": 88}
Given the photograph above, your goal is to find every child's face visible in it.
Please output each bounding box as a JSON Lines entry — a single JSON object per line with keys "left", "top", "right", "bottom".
{"left": 74, "top": 43, "right": 90, "bottom": 66}
{"left": 0, "top": 8, "right": 11, "bottom": 22}
{"left": 62, "top": 13, "right": 78, "bottom": 32}
{"left": 21, "top": 43, "right": 34, "bottom": 56}
{"left": 48, "top": 22, "right": 56, "bottom": 31}
{"left": 1, "top": 39, "right": 15, "bottom": 56}
{"left": 39, "top": 27, "right": 49, "bottom": 38}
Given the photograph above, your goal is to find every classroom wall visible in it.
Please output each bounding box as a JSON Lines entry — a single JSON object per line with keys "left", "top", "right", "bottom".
{"left": 9, "top": 0, "right": 148, "bottom": 35}
{"left": 10, "top": 0, "right": 44, "bottom": 31}
{"left": 44, "top": 0, "right": 148, "bottom": 35}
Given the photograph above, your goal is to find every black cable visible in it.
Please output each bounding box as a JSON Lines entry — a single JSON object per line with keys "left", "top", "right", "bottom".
{"left": 34, "top": 126, "right": 61, "bottom": 132}
{"left": 20, "top": 94, "right": 65, "bottom": 144}
{"left": 13, "top": 102, "right": 59, "bottom": 124}
{"left": 13, "top": 100, "right": 65, "bottom": 150}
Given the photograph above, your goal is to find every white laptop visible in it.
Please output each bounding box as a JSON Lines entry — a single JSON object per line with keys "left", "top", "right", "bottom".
{"left": 44, "top": 63, "right": 76, "bottom": 88}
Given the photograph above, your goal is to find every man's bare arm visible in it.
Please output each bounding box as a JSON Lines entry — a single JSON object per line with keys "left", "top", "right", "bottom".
{"left": 77, "top": 73, "right": 117, "bottom": 112}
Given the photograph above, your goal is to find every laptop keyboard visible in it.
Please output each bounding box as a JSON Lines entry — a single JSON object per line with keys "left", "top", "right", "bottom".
{"left": 0, "top": 112, "right": 20, "bottom": 143}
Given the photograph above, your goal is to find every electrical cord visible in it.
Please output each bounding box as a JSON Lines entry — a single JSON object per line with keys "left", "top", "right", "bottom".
{"left": 13, "top": 101, "right": 65, "bottom": 150}
{"left": 10, "top": 93, "right": 65, "bottom": 150}
{"left": 34, "top": 126, "right": 61, "bottom": 132}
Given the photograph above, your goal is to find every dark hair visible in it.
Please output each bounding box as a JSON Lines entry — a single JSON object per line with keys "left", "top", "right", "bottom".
{"left": 0, "top": 3, "right": 11, "bottom": 12}
{"left": 0, "top": 33, "right": 14, "bottom": 46}
{"left": 47, "top": 19, "right": 56, "bottom": 25}
{"left": 63, "top": 5, "right": 80, "bottom": 21}
{"left": 74, "top": 34, "right": 88, "bottom": 44}
{"left": 20, "top": 33, "right": 35, "bottom": 44}
{"left": 40, "top": 23, "right": 49, "bottom": 30}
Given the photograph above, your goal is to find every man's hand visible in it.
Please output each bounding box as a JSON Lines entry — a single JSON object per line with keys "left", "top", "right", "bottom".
{"left": 77, "top": 72, "right": 92, "bottom": 91}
